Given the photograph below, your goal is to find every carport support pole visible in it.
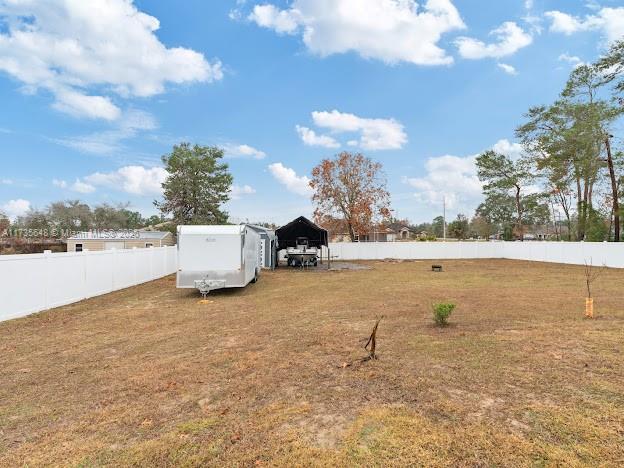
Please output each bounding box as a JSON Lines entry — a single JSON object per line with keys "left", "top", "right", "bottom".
{"left": 328, "top": 247, "right": 331, "bottom": 269}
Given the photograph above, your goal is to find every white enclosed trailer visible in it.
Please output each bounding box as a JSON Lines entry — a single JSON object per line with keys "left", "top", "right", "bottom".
{"left": 177, "top": 225, "right": 261, "bottom": 295}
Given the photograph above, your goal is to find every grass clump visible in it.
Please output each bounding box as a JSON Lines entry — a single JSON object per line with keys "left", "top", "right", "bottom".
{"left": 432, "top": 302, "right": 455, "bottom": 326}
{"left": 176, "top": 418, "right": 219, "bottom": 435}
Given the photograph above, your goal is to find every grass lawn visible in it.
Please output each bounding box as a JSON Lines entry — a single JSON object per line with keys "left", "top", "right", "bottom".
{"left": 1, "top": 259, "right": 623, "bottom": 467}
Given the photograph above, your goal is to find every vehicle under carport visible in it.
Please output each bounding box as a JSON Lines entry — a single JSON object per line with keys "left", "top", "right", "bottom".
{"left": 275, "top": 216, "right": 329, "bottom": 267}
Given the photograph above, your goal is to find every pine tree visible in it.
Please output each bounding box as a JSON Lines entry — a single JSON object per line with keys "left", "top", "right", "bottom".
{"left": 155, "top": 143, "right": 233, "bottom": 225}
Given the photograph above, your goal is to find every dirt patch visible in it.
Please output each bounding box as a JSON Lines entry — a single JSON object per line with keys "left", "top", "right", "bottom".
{"left": 279, "top": 261, "right": 371, "bottom": 272}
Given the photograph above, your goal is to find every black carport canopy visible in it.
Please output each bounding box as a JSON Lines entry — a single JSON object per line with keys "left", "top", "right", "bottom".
{"left": 275, "top": 216, "right": 328, "bottom": 249}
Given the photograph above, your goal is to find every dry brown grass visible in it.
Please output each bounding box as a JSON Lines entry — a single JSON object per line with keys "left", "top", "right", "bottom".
{"left": 1, "top": 259, "right": 623, "bottom": 467}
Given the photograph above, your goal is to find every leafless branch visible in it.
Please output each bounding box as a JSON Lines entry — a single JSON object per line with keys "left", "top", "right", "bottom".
{"left": 584, "top": 258, "right": 605, "bottom": 298}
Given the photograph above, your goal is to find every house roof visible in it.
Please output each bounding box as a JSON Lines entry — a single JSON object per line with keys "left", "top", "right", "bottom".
{"left": 333, "top": 226, "right": 401, "bottom": 236}
{"left": 143, "top": 221, "right": 175, "bottom": 231}
{"left": 387, "top": 222, "right": 413, "bottom": 232}
{"left": 68, "top": 230, "right": 171, "bottom": 240}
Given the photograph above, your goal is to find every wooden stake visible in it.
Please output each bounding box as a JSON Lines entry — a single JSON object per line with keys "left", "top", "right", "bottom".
{"left": 364, "top": 316, "right": 384, "bottom": 360}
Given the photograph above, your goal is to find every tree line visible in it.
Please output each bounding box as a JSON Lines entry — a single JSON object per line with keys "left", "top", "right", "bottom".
{"left": 475, "top": 39, "right": 624, "bottom": 241}
{"left": 3, "top": 201, "right": 168, "bottom": 237}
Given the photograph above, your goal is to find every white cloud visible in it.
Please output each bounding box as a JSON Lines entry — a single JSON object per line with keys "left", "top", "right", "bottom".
{"left": 1, "top": 178, "right": 12, "bottom": 185}
{"left": 295, "top": 125, "right": 340, "bottom": 148}
{"left": 84, "top": 165, "right": 168, "bottom": 195}
{"left": 598, "top": 8, "right": 624, "bottom": 43}
{"left": 558, "top": 53, "right": 585, "bottom": 68}
{"left": 403, "top": 154, "right": 482, "bottom": 213}
{"left": 0, "top": 0, "right": 222, "bottom": 120}
{"left": 77, "top": 161, "right": 248, "bottom": 197}
{"left": 524, "top": 0, "right": 534, "bottom": 10}
{"left": 523, "top": 15, "right": 543, "bottom": 35}
{"left": 545, "top": 8, "right": 624, "bottom": 43}
{"left": 70, "top": 179, "right": 96, "bottom": 194}
{"left": 230, "top": 184, "right": 257, "bottom": 200}
{"left": 585, "top": 1, "right": 602, "bottom": 12}
{"left": 54, "top": 133, "right": 124, "bottom": 155}
{"left": 1, "top": 199, "right": 31, "bottom": 220}
{"left": 456, "top": 22, "right": 533, "bottom": 59}
{"left": 223, "top": 144, "right": 266, "bottom": 160}
{"left": 268, "top": 162, "right": 312, "bottom": 197}
{"left": 248, "top": 4, "right": 301, "bottom": 34}
{"left": 545, "top": 11, "right": 584, "bottom": 35}
{"left": 492, "top": 138, "right": 525, "bottom": 160}
{"left": 309, "top": 110, "right": 407, "bottom": 150}
{"left": 53, "top": 109, "right": 157, "bottom": 155}
{"left": 497, "top": 63, "right": 518, "bottom": 75}
{"left": 403, "top": 139, "right": 525, "bottom": 215}
{"left": 52, "top": 89, "right": 121, "bottom": 121}
{"left": 247, "top": 0, "right": 466, "bottom": 66}
{"left": 52, "top": 179, "right": 67, "bottom": 188}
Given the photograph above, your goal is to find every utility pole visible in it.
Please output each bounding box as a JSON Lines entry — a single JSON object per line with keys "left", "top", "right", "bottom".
{"left": 605, "top": 134, "right": 620, "bottom": 242}
{"left": 443, "top": 195, "right": 446, "bottom": 241}
{"left": 550, "top": 198, "right": 557, "bottom": 241}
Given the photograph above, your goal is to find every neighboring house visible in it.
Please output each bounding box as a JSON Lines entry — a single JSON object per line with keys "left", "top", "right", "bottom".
{"left": 331, "top": 226, "right": 400, "bottom": 243}
{"left": 67, "top": 231, "right": 174, "bottom": 252}
{"left": 525, "top": 232, "right": 555, "bottom": 241}
{"left": 355, "top": 227, "right": 397, "bottom": 243}
{"left": 387, "top": 222, "right": 414, "bottom": 240}
{"left": 529, "top": 225, "right": 562, "bottom": 241}
{"left": 330, "top": 232, "right": 350, "bottom": 243}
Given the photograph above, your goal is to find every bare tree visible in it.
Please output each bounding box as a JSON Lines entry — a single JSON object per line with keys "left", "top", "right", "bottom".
{"left": 583, "top": 259, "right": 605, "bottom": 318}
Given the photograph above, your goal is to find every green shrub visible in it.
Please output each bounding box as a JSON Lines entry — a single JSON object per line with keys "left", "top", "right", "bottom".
{"left": 432, "top": 302, "right": 456, "bottom": 326}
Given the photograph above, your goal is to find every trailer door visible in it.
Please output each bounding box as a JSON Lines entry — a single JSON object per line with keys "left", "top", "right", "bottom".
{"left": 179, "top": 233, "right": 242, "bottom": 271}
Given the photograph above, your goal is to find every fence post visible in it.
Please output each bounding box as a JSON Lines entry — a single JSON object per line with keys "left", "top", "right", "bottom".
{"left": 111, "top": 248, "right": 116, "bottom": 292}
{"left": 133, "top": 247, "right": 138, "bottom": 285}
{"left": 83, "top": 249, "right": 89, "bottom": 300}
{"left": 43, "top": 250, "right": 51, "bottom": 310}
{"left": 148, "top": 245, "right": 153, "bottom": 280}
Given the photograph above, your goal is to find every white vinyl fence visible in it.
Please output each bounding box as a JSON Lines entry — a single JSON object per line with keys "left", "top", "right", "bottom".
{"left": 328, "top": 241, "right": 624, "bottom": 269}
{"left": 2, "top": 242, "right": 622, "bottom": 323}
{"left": 0, "top": 246, "right": 177, "bottom": 322}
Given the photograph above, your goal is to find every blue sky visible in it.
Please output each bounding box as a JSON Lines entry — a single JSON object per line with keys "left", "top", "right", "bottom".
{"left": 1, "top": 0, "right": 623, "bottom": 225}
